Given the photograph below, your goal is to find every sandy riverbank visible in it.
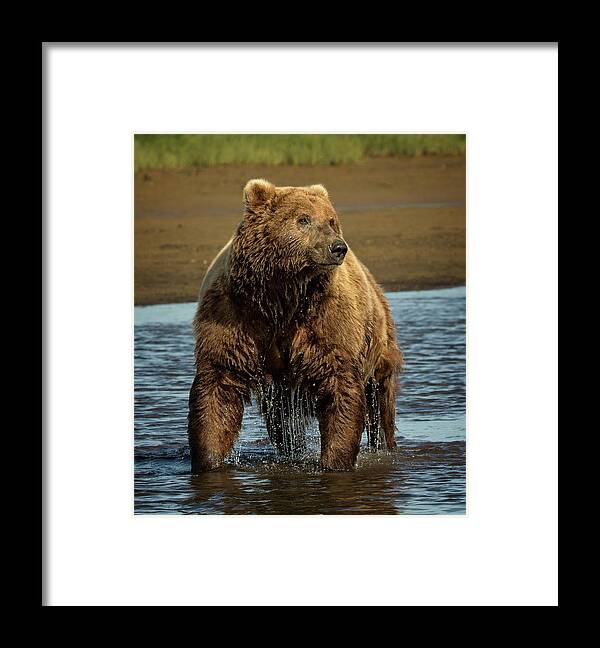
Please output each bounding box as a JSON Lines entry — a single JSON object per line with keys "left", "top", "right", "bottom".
{"left": 134, "top": 156, "right": 465, "bottom": 305}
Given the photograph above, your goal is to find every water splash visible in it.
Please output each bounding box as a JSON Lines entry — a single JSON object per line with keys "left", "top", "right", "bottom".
{"left": 365, "top": 378, "right": 383, "bottom": 450}
{"left": 257, "top": 380, "right": 316, "bottom": 459}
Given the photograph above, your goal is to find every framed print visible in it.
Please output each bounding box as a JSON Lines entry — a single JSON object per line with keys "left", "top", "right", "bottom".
{"left": 43, "top": 43, "right": 558, "bottom": 606}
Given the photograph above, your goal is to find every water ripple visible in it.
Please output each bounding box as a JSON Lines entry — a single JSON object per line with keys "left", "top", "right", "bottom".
{"left": 135, "top": 286, "right": 466, "bottom": 514}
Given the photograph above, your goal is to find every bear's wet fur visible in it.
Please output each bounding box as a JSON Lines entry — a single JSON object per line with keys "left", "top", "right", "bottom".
{"left": 188, "top": 179, "right": 403, "bottom": 471}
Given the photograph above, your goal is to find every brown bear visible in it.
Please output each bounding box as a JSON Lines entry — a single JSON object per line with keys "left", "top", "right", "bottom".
{"left": 188, "top": 179, "right": 403, "bottom": 472}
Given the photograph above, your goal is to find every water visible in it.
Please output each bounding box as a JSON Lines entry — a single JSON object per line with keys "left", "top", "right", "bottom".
{"left": 135, "top": 286, "right": 466, "bottom": 514}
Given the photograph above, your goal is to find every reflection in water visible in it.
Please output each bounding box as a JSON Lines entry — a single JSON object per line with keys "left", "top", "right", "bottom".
{"left": 135, "top": 287, "right": 466, "bottom": 514}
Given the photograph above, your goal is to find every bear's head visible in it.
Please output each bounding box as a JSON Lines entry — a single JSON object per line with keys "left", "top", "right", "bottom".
{"left": 236, "top": 179, "right": 348, "bottom": 279}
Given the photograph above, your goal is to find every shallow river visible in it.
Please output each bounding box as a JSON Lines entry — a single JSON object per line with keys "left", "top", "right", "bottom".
{"left": 135, "top": 286, "right": 465, "bottom": 514}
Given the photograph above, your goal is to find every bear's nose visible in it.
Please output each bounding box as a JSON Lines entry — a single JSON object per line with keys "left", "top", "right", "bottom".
{"left": 329, "top": 239, "right": 348, "bottom": 262}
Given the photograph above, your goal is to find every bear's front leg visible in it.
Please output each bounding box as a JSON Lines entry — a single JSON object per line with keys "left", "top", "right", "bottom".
{"left": 318, "top": 372, "right": 366, "bottom": 471}
{"left": 187, "top": 365, "right": 247, "bottom": 473}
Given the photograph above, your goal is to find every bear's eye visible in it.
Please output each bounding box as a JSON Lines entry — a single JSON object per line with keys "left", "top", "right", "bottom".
{"left": 297, "top": 216, "right": 310, "bottom": 227}
{"left": 329, "top": 218, "right": 336, "bottom": 228}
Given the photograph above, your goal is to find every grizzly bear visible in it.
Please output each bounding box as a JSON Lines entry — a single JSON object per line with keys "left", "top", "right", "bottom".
{"left": 188, "top": 179, "right": 402, "bottom": 472}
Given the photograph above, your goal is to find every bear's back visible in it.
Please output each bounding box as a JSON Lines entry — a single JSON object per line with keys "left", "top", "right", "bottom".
{"left": 198, "top": 238, "right": 233, "bottom": 307}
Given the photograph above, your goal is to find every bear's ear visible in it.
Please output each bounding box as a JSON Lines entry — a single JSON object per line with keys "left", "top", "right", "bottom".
{"left": 309, "top": 184, "right": 329, "bottom": 199}
{"left": 243, "top": 179, "right": 276, "bottom": 209}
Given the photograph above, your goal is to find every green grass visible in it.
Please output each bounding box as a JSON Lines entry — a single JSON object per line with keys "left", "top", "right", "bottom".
{"left": 134, "top": 134, "right": 465, "bottom": 172}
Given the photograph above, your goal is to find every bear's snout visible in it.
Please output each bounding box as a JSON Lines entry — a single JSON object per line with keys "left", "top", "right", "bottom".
{"left": 329, "top": 239, "right": 348, "bottom": 264}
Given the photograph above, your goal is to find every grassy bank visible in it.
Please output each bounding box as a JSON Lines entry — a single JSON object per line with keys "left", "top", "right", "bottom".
{"left": 134, "top": 134, "right": 466, "bottom": 172}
